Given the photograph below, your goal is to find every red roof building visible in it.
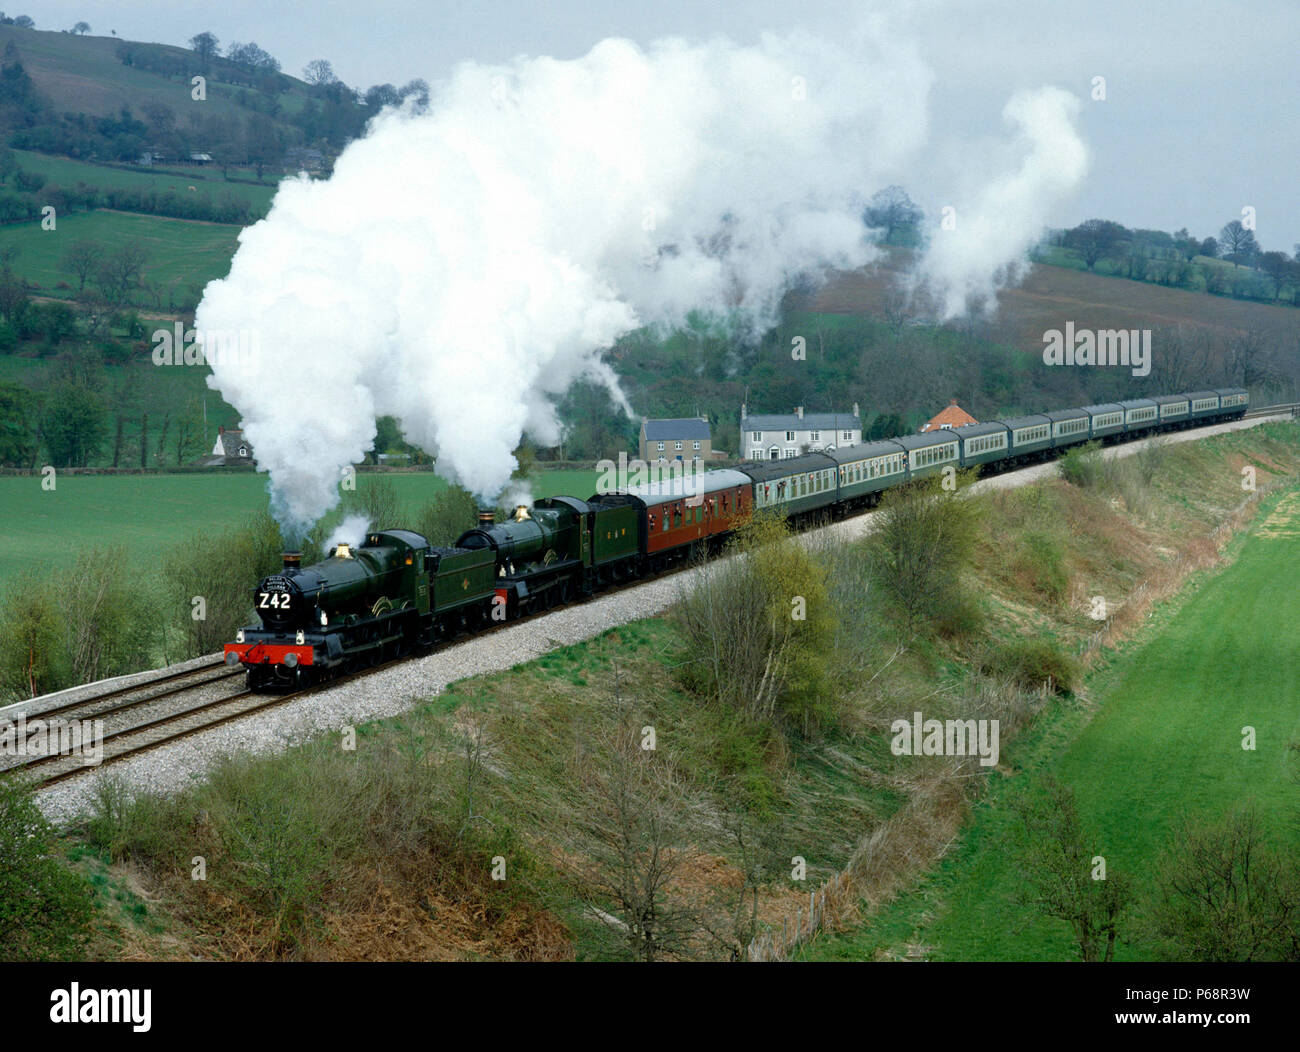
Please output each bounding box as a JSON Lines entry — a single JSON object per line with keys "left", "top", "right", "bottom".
{"left": 920, "top": 400, "right": 978, "bottom": 433}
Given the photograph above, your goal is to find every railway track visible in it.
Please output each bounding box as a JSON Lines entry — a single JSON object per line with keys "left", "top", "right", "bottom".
{"left": 1, "top": 550, "right": 676, "bottom": 790}
{"left": 5, "top": 404, "right": 1292, "bottom": 793}
{"left": 1245, "top": 402, "right": 1300, "bottom": 419}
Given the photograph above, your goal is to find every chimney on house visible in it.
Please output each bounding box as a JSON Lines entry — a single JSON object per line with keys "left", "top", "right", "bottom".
{"left": 852, "top": 402, "right": 860, "bottom": 418}
{"left": 795, "top": 406, "right": 804, "bottom": 419}
{"left": 741, "top": 403, "right": 747, "bottom": 420}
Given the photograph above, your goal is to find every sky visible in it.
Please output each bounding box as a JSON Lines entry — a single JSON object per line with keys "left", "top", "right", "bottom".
{"left": 20, "top": 0, "right": 1300, "bottom": 250}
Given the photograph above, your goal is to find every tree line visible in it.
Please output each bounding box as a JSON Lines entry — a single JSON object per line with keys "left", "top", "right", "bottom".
{"left": 1053, "top": 216, "right": 1300, "bottom": 305}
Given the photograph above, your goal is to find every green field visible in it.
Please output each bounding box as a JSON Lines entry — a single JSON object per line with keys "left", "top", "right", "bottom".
{"left": 0, "top": 468, "right": 604, "bottom": 587}
{"left": 0, "top": 210, "right": 241, "bottom": 306}
{"left": 12, "top": 149, "right": 279, "bottom": 212}
{"left": 805, "top": 486, "right": 1300, "bottom": 961}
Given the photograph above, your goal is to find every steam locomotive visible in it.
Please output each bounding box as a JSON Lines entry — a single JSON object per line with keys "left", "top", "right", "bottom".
{"left": 224, "top": 388, "right": 1249, "bottom": 690}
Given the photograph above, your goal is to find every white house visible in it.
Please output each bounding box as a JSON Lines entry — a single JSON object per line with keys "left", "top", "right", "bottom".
{"left": 741, "top": 404, "right": 862, "bottom": 461}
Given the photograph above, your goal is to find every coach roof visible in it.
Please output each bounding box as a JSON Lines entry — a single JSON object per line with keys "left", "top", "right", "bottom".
{"left": 738, "top": 452, "right": 838, "bottom": 482}
{"left": 823, "top": 440, "right": 907, "bottom": 465}
{"left": 625, "top": 468, "right": 750, "bottom": 500}
{"left": 892, "top": 431, "right": 960, "bottom": 451}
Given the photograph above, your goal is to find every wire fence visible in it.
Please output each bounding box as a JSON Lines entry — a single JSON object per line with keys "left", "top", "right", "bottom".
{"left": 746, "top": 872, "right": 850, "bottom": 962}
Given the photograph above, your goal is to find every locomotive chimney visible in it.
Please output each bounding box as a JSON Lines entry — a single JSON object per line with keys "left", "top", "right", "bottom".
{"left": 477, "top": 508, "right": 495, "bottom": 526}
{"left": 282, "top": 551, "right": 302, "bottom": 571}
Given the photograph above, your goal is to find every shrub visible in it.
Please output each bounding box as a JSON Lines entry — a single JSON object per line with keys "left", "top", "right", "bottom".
{"left": 414, "top": 483, "right": 479, "bottom": 547}
{"left": 0, "top": 780, "right": 95, "bottom": 960}
{"left": 0, "top": 570, "right": 72, "bottom": 698}
{"left": 676, "top": 512, "right": 839, "bottom": 737}
{"left": 61, "top": 549, "right": 155, "bottom": 684}
{"left": 1059, "top": 441, "right": 1105, "bottom": 488}
{"left": 1133, "top": 435, "right": 1169, "bottom": 488}
{"left": 164, "top": 512, "right": 284, "bottom": 658}
{"left": 1008, "top": 776, "right": 1131, "bottom": 961}
{"left": 980, "top": 636, "right": 1079, "bottom": 694}
{"left": 867, "top": 475, "right": 983, "bottom": 638}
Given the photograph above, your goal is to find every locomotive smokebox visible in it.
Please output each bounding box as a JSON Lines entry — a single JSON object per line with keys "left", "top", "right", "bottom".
{"left": 282, "top": 551, "right": 302, "bottom": 571}
{"left": 477, "top": 509, "right": 495, "bottom": 526}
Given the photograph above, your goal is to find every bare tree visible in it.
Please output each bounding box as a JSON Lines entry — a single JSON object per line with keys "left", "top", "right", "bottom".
{"left": 1218, "top": 220, "right": 1260, "bottom": 267}
{"left": 863, "top": 185, "right": 922, "bottom": 245}
{"left": 188, "top": 31, "right": 219, "bottom": 64}
{"left": 303, "top": 59, "right": 338, "bottom": 86}
{"left": 59, "top": 238, "right": 102, "bottom": 295}
{"left": 1148, "top": 803, "right": 1299, "bottom": 961}
{"left": 1224, "top": 328, "right": 1280, "bottom": 390}
{"left": 1148, "top": 325, "right": 1213, "bottom": 391}
{"left": 1010, "top": 776, "right": 1131, "bottom": 962}
{"left": 551, "top": 677, "right": 698, "bottom": 961}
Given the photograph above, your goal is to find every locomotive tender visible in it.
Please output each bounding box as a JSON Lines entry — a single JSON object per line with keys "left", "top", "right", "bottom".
{"left": 225, "top": 388, "right": 1248, "bottom": 690}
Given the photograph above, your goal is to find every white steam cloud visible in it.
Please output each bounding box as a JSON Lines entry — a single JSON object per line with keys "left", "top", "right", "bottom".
{"left": 914, "top": 87, "right": 1089, "bottom": 318}
{"left": 324, "top": 514, "right": 371, "bottom": 553}
{"left": 199, "top": 21, "right": 1086, "bottom": 539}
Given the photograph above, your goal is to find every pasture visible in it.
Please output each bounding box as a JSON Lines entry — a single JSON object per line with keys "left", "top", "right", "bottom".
{"left": 11, "top": 149, "right": 280, "bottom": 213}
{"left": 0, "top": 468, "right": 604, "bottom": 588}
{"left": 0, "top": 210, "right": 242, "bottom": 307}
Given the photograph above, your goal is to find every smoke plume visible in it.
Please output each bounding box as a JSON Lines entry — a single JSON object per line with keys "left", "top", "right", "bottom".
{"left": 323, "top": 514, "right": 371, "bottom": 553}
{"left": 199, "top": 21, "right": 1086, "bottom": 539}
{"left": 914, "top": 87, "right": 1089, "bottom": 318}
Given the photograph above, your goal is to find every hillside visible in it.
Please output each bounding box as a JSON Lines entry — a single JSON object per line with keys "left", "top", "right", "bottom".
{"left": 800, "top": 248, "right": 1300, "bottom": 351}
{"left": 0, "top": 23, "right": 335, "bottom": 145}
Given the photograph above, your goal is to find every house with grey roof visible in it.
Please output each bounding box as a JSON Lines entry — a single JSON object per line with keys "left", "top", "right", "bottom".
{"left": 200, "top": 426, "right": 255, "bottom": 467}
{"left": 741, "top": 403, "right": 862, "bottom": 461}
{"left": 639, "top": 417, "right": 712, "bottom": 463}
